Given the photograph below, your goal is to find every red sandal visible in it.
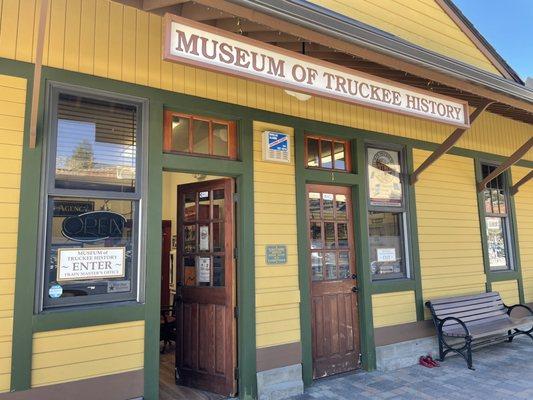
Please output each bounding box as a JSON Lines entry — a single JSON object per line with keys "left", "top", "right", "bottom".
{"left": 419, "top": 356, "right": 434, "bottom": 368}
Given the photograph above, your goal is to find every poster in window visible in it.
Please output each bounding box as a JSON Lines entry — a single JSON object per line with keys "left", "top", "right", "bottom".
{"left": 57, "top": 247, "right": 125, "bottom": 281}
{"left": 199, "top": 225, "right": 209, "bottom": 251}
{"left": 198, "top": 257, "right": 211, "bottom": 283}
{"left": 367, "top": 148, "right": 402, "bottom": 207}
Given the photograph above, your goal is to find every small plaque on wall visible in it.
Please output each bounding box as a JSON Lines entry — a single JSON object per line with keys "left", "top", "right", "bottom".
{"left": 265, "top": 245, "right": 287, "bottom": 265}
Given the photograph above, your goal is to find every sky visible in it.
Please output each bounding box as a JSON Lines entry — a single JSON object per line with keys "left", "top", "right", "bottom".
{"left": 453, "top": 0, "right": 533, "bottom": 81}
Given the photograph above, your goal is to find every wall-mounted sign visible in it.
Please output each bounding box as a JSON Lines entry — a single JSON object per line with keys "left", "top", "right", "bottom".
{"left": 57, "top": 247, "right": 125, "bottom": 282}
{"left": 53, "top": 200, "right": 94, "bottom": 217}
{"left": 377, "top": 248, "right": 397, "bottom": 262}
{"left": 263, "top": 131, "right": 290, "bottom": 163}
{"left": 367, "top": 148, "right": 402, "bottom": 207}
{"left": 266, "top": 245, "right": 287, "bottom": 265}
{"left": 61, "top": 211, "right": 126, "bottom": 243}
{"left": 198, "top": 257, "right": 211, "bottom": 283}
{"left": 163, "top": 14, "right": 469, "bottom": 127}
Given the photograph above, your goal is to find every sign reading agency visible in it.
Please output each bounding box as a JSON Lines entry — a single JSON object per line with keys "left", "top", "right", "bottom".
{"left": 57, "top": 247, "right": 125, "bottom": 282}
{"left": 163, "top": 14, "right": 469, "bottom": 127}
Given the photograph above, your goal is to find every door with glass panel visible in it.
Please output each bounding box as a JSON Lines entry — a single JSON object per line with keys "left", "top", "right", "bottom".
{"left": 307, "top": 185, "right": 360, "bottom": 378}
{"left": 175, "top": 178, "right": 236, "bottom": 396}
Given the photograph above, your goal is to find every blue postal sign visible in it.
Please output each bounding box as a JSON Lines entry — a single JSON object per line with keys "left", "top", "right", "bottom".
{"left": 268, "top": 132, "right": 288, "bottom": 151}
{"left": 263, "top": 131, "right": 290, "bottom": 163}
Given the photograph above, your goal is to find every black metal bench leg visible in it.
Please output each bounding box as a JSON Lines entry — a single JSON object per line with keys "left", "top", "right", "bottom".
{"left": 466, "top": 336, "right": 474, "bottom": 370}
{"left": 438, "top": 336, "right": 445, "bottom": 362}
{"left": 508, "top": 330, "right": 514, "bottom": 342}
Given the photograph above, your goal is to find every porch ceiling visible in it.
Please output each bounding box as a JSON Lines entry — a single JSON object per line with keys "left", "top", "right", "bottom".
{"left": 119, "top": 0, "right": 533, "bottom": 125}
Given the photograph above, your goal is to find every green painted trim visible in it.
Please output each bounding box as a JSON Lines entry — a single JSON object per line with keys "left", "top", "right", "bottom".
{"left": 9, "top": 63, "right": 38, "bottom": 392}
{"left": 507, "top": 168, "right": 525, "bottom": 304}
{"left": 488, "top": 271, "right": 521, "bottom": 282}
{"left": 474, "top": 160, "right": 493, "bottom": 292}
{"left": 162, "top": 153, "right": 244, "bottom": 176}
{"left": 302, "top": 169, "right": 362, "bottom": 186}
{"left": 371, "top": 280, "right": 415, "bottom": 294}
{"left": 33, "top": 304, "right": 145, "bottom": 332}
{"left": 405, "top": 146, "right": 425, "bottom": 321}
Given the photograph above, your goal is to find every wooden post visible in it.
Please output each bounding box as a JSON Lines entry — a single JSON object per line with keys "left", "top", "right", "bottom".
{"left": 409, "top": 101, "right": 493, "bottom": 185}
{"left": 476, "top": 137, "right": 533, "bottom": 192}
{"left": 28, "top": 0, "right": 49, "bottom": 149}
{"left": 510, "top": 170, "right": 533, "bottom": 195}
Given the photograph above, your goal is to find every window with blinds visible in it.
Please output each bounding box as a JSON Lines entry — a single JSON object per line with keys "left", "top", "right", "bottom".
{"left": 55, "top": 93, "right": 137, "bottom": 192}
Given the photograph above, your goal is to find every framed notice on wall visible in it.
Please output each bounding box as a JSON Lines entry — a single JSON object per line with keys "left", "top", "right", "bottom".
{"left": 367, "top": 148, "right": 402, "bottom": 207}
{"left": 57, "top": 247, "right": 125, "bottom": 282}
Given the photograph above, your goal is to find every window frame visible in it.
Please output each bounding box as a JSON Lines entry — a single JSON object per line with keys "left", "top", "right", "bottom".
{"left": 163, "top": 110, "right": 237, "bottom": 160}
{"left": 479, "top": 162, "right": 515, "bottom": 272}
{"left": 304, "top": 134, "right": 351, "bottom": 172}
{"left": 36, "top": 82, "right": 149, "bottom": 312}
{"left": 365, "top": 142, "right": 411, "bottom": 281}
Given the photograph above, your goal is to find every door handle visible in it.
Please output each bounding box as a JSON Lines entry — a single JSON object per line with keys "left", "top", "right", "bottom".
{"left": 351, "top": 286, "right": 359, "bottom": 293}
{"left": 352, "top": 274, "right": 357, "bottom": 280}
{"left": 177, "top": 281, "right": 183, "bottom": 287}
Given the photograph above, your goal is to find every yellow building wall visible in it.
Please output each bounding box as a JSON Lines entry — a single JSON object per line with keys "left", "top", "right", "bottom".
{"left": 414, "top": 150, "right": 486, "bottom": 306}
{"left": 491, "top": 280, "right": 520, "bottom": 306}
{"left": 0, "top": 74, "right": 26, "bottom": 394}
{"left": 31, "top": 321, "right": 144, "bottom": 387}
{"left": 307, "top": 0, "right": 502, "bottom": 76}
{"left": 253, "top": 121, "right": 301, "bottom": 349}
{"left": 513, "top": 166, "right": 533, "bottom": 303}
{"left": 372, "top": 291, "right": 417, "bottom": 328}
{"left": 0, "top": 0, "right": 531, "bottom": 161}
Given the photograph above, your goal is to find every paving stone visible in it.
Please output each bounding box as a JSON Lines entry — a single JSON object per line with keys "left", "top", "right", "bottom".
{"left": 288, "top": 337, "right": 533, "bottom": 400}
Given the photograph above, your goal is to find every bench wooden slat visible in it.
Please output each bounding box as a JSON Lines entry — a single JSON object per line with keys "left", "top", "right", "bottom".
{"left": 430, "top": 292, "right": 500, "bottom": 306}
{"left": 436, "top": 305, "right": 506, "bottom": 321}
{"left": 432, "top": 296, "right": 502, "bottom": 311}
{"left": 434, "top": 301, "right": 505, "bottom": 317}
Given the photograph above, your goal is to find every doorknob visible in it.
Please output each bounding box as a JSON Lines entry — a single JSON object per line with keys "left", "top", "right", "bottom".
{"left": 351, "top": 286, "right": 359, "bottom": 293}
{"left": 351, "top": 274, "right": 357, "bottom": 280}
{"left": 177, "top": 281, "right": 183, "bottom": 287}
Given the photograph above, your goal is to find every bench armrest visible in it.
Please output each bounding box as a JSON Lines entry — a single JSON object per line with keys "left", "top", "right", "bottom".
{"left": 438, "top": 316, "right": 471, "bottom": 337}
{"left": 506, "top": 303, "right": 533, "bottom": 316}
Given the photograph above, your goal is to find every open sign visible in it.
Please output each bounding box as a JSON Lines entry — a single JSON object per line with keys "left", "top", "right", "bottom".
{"left": 61, "top": 211, "right": 126, "bottom": 243}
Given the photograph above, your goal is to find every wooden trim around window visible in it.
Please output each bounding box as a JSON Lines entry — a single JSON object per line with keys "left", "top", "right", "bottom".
{"left": 163, "top": 110, "right": 238, "bottom": 160}
{"left": 304, "top": 134, "right": 351, "bottom": 172}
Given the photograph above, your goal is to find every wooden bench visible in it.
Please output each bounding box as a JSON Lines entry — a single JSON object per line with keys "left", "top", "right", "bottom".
{"left": 426, "top": 292, "right": 533, "bottom": 369}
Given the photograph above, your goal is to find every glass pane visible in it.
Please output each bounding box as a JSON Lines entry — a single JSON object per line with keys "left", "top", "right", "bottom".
{"left": 322, "top": 193, "right": 334, "bottom": 219}
{"left": 308, "top": 192, "right": 321, "bottom": 219}
{"left": 310, "top": 222, "right": 322, "bottom": 249}
{"left": 486, "top": 217, "right": 508, "bottom": 270}
{"left": 183, "top": 256, "right": 196, "bottom": 286}
{"left": 213, "top": 255, "right": 224, "bottom": 286}
{"left": 320, "top": 140, "right": 333, "bottom": 169}
{"left": 367, "top": 148, "right": 402, "bottom": 207}
{"left": 213, "top": 189, "right": 225, "bottom": 220}
{"left": 337, "top": 223, "right": 349, "bottom": 248}
{"left": 45, "top": 197, "right": 135, "bottom": 305}
{"left": 55, "top": 93, "right": 137, "bottom": 192}
{"left": 333, "top": 142, "right": 346, "bottom": 170}
{"left": 198, "top": 190, "right": 210, "bottom": 220}
{"left": 198, "top": 225, "right": 210, "bottom": 252}
{"left": 212, "top": 222, "right": 224, "bottom": 252}
{"left": 192, "top": 119, "right": 209, "bottom": 154}
{"left": 311, "top": 252, "right": 323, "bottom": 281}
{"left": 184, "top": 192, "right": 196, "bottom": 222}
{"left": 324, "top": 222, "right": 335, "bottom": 249}
{"left": 483, "top": 190, "right": 492, "bottom": 213}
{"left": 325, "top": 252, "right": 337, "bottom": 280}
{"left": 491, "top": 189, "right": 500, "bottom": 214}
{"left": 170, "top": 115, "right": 190, "bottom": 153}
{"left": 338, "top": 252, "right": 350, "bottom": 279}
{"left": 368, "top": 212, "right": 404, "bottom": 277}
{"left": 307, "top": 138, "right": 320, "bottom": 167}
{"left": 183, "top": 225, "right": 196, "bottom": 253}
{"left": 497, "top": 191, "right": 506, "bottom": 214}
{"left": 335, "top": 194, "right": 347, "bottom": 220}
{"left": 213, "top": 123, "right": 229, "bottom": 157}
{"left": 197, "top": 256, "right": 210, "bottom": 286}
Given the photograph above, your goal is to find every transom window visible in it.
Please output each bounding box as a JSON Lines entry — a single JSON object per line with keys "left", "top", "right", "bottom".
{"left": 164, "top": 111, "right": 237, "bottom": 159}
{"left": 480, "top": 164, "right": 514, "bottom": 271}
{"left": 305, "top": 135, "right": 350, "bottom": 171}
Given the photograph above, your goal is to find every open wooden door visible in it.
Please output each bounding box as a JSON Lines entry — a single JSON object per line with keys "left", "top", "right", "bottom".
{"left": 307, "top": 185, "right": 361, "bottom": 379}
{"left": 175, "top": 178, "right": 236, "bottom": 396}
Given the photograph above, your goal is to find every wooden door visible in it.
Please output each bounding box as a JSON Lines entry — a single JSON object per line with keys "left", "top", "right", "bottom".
{"left": 175, "top": 178, "right": 236, "bottom": 396}
{"left": 307, "top": 185, "right": 361, "bottom": 379}
{"left": 161, "top": 220, "right": 172, "bottom": 306}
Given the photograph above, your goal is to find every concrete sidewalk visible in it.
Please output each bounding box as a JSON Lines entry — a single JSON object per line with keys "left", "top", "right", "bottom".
{"left": 290, "top": 336, "right": 533, "bottom": 399}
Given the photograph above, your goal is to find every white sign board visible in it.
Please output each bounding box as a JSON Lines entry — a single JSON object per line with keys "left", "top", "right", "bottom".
{"left": 199, "top": 225, "right": 209, "bottom": 251}
{"left": 198, "top": 257, "right": 211, "bottom": 283}
{"left": 57, "top": 247, "right": 125, "bottom": 281}
{"left": 163, "top": 14, "right": 469, "bottom": 127}
{"left": 377, "top": 248, "right": 397, "bottom": 262}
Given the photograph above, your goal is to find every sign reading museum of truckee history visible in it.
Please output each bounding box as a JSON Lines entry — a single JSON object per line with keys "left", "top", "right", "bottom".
{"left": 163, "top": 14, "right": 470, "bottom": 127}
{"left": 57, "top": 247, "right": 125, "bottom": 282}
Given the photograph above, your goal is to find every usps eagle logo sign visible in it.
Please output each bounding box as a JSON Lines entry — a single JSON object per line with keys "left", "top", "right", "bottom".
{"left": 263, "top": 131, "right": 291, "bottom": 163}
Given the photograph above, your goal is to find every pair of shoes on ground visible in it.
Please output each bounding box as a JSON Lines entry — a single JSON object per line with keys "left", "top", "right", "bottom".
{"left": 419, "top": 354, "right": 440, "bottom": 368}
